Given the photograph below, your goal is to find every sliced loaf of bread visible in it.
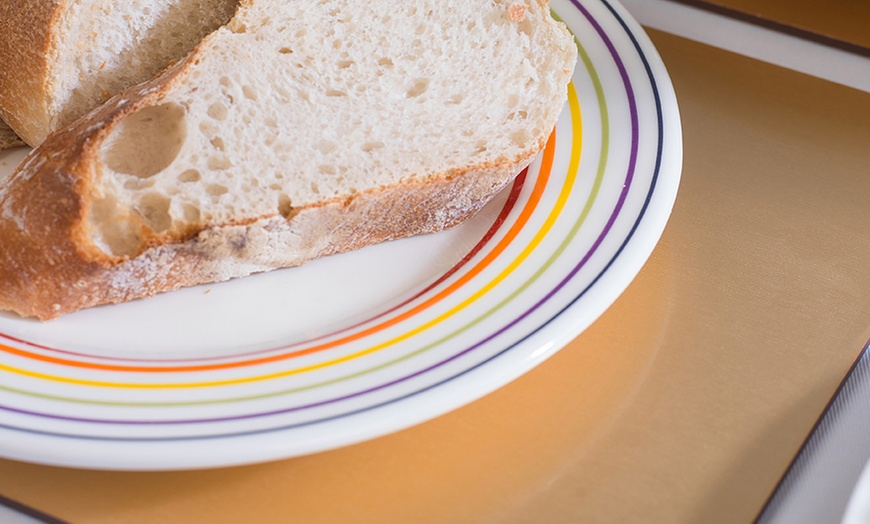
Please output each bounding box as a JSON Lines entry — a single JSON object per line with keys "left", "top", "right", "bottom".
{"left": 0, "top": 0, "right": 239, "bottom": 147}
{"left": 0, "top": 0, "right": 577, "bottom": 320}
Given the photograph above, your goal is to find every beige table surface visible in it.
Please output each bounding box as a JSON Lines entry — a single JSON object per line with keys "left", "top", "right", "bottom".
{"left": 0, "top": 29, "right": 868, "bottom": 524}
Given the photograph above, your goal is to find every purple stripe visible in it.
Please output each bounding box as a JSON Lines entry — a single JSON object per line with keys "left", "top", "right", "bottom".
{"left": 0, "top": 0, "right": 642, "bottom": 428}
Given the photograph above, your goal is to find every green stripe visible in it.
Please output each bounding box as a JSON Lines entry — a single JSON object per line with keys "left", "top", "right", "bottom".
{"left": 1, "top": 11, "right": 611, "bottom": 409}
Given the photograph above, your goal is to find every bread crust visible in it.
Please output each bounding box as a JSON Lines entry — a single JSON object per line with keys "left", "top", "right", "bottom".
{"left": 0, "top": 121, "right": 24, "bottom": 149}
{"left": 0, "top": 134, "right": 530, "bottom": 321}
{"left": 0, "top": 160, "right": 526, "bottom": 320}
{"left": 0, "top": 0, "right": 63, "bottom": 146}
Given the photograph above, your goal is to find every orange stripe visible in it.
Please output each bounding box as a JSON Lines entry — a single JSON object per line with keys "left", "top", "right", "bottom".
{"left": 0, "top": 130, "right": 557, "bottom": 374}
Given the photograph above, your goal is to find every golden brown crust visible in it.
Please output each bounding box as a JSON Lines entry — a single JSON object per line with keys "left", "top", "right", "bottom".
{"left": 0, "top": 0, "right": 64, "bottom": 146}
{"left": 0, "top": 120, "right": 24, "bottom": 149}
{"left": 0, "top": 136, "right": 528, "bottom": 320}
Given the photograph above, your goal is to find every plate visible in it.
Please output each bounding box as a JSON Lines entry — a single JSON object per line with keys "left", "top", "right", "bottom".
{"left": 0, "top": 0, "right": 681, "bottom": 470}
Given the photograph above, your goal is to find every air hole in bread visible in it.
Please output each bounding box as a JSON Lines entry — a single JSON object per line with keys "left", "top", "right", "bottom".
{"left": 278, "top": 194, "right": 293, "bottom": 219}
{"left": 511, "top": 130, "right": 529, "bottom": 148}
{"left": 242, "top": 85, "right": 258, "bottom": 100}
{"left": 208, "top": 101, "right": 228, "bottom": 120}
{"left": 136, "top": 193, "right": 172, "bottom": 233}
{"left": 89, "top": 196, "right": 144, "bottom": 257}
{"left": 361, "top": 141, "right": 385, "bottom": 153}
{"left": 208, "top": 156, "right": 232, "bottom": 170}
{"left": 377, "top": 57, "right": 394, "bottom": 67}
{"left": 518, "top": 18, "right": 534, "bottom": 36}
{"left": 279, "top": 47, "right": 293, "bottom": 54}
{"left": 210, "top": 137, "right": 226, "bottom": 151}
{"left": 179, "top": 169, "right": 201, "bottom": 183}
{"left": 319, "top": 165, "right": 336, "bottom": 175}
{"left": 447, "top": 94, "right": 464, "bottom": 105}
{"left": 337, "top": 60, "right": 354, "bottom": 69}
{"left": 102, "top": 103, "right": 187, "bottom": 179}
{"left": 326, "top": 89, "right": 347, "bottom": 97}
{"left": 407, "top": 79, "right": 429, "bottom": 98}
{"left": 183, "top": 204, "right": 201, "bottom": 223}
{"left": 207, "top": 184, "right": 229, "bottom": 196}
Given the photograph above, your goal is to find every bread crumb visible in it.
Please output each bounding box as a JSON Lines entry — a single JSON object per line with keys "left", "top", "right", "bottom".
{"left": 508, "top": 4, "right": 527, "bottom": 21}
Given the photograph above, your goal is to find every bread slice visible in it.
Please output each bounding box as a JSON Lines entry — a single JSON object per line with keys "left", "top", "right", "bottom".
{"left": 0, "top": 0, "right": 577, "bottom": 320}
{"left": 0, "top": 0, "right": 239, "bottom": 147}
{"left": 0, "top": 120, "right": 23, "bottom": 149}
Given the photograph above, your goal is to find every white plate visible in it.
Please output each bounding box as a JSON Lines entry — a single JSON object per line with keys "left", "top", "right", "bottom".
{"left": 0, "top": 0, "right": 681, "bottom": 470}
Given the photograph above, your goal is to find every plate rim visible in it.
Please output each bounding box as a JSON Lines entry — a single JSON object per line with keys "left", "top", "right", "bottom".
{"left": 0, "top": 0, "right": 682, "bottom": 470}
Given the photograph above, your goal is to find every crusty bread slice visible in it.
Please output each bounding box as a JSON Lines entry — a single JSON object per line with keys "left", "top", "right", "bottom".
{"left": 0, "top": 0, "right": 577, "bottom": 320}
{"left": 0, "top": 120, "right": 23, "bottom": 150}
{"left": 0, "top": 0, "right": 239, "bottom": 147}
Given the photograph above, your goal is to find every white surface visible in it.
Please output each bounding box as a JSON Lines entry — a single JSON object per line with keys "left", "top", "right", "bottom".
{"left": 0, "top": 506, "right": 43, "bottom": 524}
{"left": 620, "top": 0, "right": 870, "bottom": 93}
{"left": 844, "top": 455, "right": 870, "bottom": 524}
{"left": 758, "top": 346, "right": 870, "bottom": 524}
{"left": 0, "top": 0, "right": 681, "bottom": 470}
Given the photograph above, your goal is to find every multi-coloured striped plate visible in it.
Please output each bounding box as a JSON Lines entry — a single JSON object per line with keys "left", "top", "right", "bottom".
{"left": 0, "top": 0, "right": 681, "bottom": 470}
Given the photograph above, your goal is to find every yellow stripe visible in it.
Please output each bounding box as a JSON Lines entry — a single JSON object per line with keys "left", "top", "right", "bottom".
{"left": 2, "top": 83, "right": 583, "bottom": 390}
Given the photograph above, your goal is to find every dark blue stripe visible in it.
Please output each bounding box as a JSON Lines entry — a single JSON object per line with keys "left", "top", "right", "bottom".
{"left": 0, "top": 0, "right": 670, "bottom": 445}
